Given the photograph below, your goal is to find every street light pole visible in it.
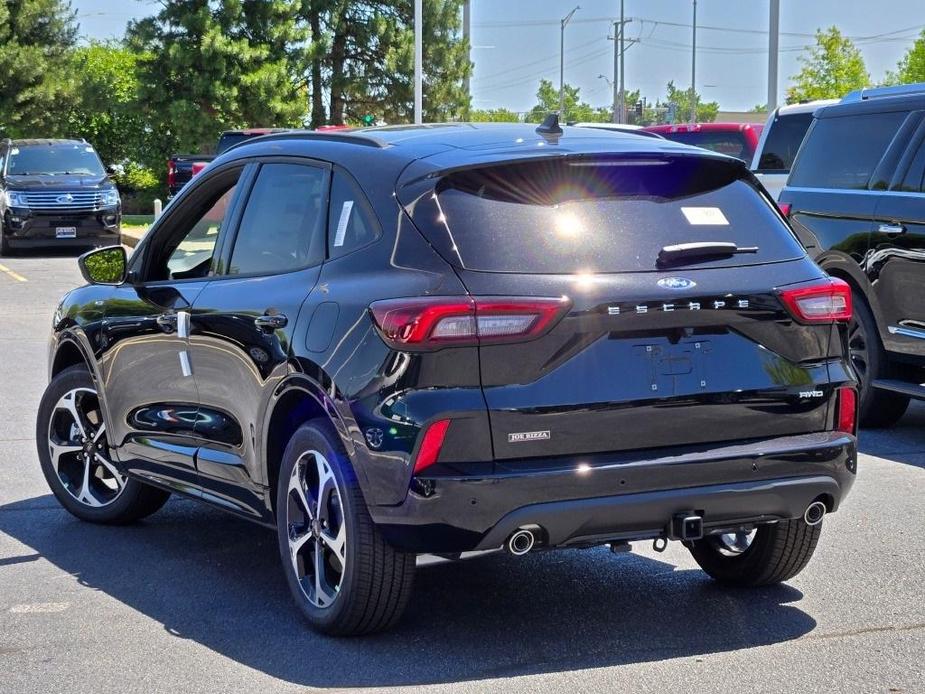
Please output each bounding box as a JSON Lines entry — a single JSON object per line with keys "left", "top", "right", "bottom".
{"left": 559, "top": 5, "right": 580, "bottom": 117}
{"left": 768, "top": 0, "right": 780, "bottom": 112}
{"left": 690, "top": 0, "right": 697, "bottom": 123}
{"left": 414, "top": 0, "right": 423, "bottom": 124}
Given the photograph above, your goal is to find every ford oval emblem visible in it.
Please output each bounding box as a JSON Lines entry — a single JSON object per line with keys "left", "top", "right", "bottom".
{"left": 657, "top": 277, "right": 697, "bottom": 290}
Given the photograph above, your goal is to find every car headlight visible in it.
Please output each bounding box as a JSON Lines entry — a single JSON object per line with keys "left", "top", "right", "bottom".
{"left": 101, "top": 188, "right": 120, "bottom": 207}
{"left": 3, "top": 190, "right": 29, "bottom": 208}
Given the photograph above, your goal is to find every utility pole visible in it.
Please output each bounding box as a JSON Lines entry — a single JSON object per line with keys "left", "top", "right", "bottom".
{"left": 463, "top": 0, "right": 471, "bottom": 111}
{"left": 767, "top": 0, "right": 780, "bottom": 112}
{"left": 618, "top": 0, "right": 625, "bottom": 124}
{"left": 690, "top": 0, "right": 697, "bottom": 123}
{"left": 609, "top": 1, "right": 632, "bottom": 124}
{"left": 414, "top": 0, "right": 423, "bottom": 124}
{"left": 612, "top": 20, "right": 619, "bottom": 123}
{"left": 559, "top": 5, "right": 580, "bottom": 117}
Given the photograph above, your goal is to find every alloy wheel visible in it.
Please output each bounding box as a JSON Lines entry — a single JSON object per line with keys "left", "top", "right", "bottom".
{"left": 712, "top": 529, "right": 756, "bottom": 556}
{"left": 47, "top": 387, "right": 126, "bottom": 507}
{"left": 286, "top": 450, "right": 347, "bottom": 609}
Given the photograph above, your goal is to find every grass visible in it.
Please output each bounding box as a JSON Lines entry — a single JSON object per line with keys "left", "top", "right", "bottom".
{"left": 122, "top": 214, "right": 154, "bottom": 226}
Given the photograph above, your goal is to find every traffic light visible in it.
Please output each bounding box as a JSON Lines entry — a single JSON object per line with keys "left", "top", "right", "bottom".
{"left": 635, "top": 101, "right": 643, "bottom": 118}
{"left": 362, "top": 114, "right": 375, "bottom": 126}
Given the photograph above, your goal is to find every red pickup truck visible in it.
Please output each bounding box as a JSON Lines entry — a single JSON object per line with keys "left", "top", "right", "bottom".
{"left": 641, "top": 122, "right": 763, "bottom": 163}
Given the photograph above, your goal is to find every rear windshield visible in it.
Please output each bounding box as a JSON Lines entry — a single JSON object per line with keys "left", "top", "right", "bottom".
{"left": 756, "top": 112, "right": 813, "bottom": 172}
{"left": 217, "top": 133, "right": 257, "bottom": 154}
{"left": 7, "top": 143, "right": 105, "bottom": 176}
{"left": 657, "top": 131, "right": 752, "bottom": 161}
{"left": 407, "top": 156, "right": 805, "bottom": 274}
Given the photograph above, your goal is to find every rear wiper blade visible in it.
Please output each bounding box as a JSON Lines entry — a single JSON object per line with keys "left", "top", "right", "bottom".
{"left": 658, "top": 241, "right": 759, "bottom": 266}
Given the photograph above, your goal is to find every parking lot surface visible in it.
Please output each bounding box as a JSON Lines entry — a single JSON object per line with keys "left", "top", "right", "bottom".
{"left": 0, "top": 251, "right": 923, "bottom": 694}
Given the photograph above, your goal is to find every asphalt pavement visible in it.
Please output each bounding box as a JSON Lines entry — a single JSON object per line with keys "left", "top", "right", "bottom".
{"left": 0, "top": 250, "right": 922, "bottom": 694}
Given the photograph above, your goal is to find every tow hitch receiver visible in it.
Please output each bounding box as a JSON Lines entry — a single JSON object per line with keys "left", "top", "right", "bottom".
{"left": 670, "top": 513, "right": 704, "bottom": 541}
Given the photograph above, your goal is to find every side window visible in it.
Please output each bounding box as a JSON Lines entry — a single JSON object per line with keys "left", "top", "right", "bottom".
{"left": 898, "top": 141, "right": 925, "bottom": 193}
{"left": 756, "top": 112, "right": 813, "bottom": 172}
{"left": 327, "top": 169, "right": 381, "bottom": 259}
{"left": 789, "top": 111, "right": 907, "bottom": 190}
{"left": 228, "top": 163, "right": 327, "bottom": 276}
{"left": 145, "top": 167, "right": 242, "bottom": 282}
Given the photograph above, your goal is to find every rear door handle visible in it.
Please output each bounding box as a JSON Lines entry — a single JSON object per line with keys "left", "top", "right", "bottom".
{"left": 255, "top": 313, "right": 288, "bottom": 332}
{"left": 878, "top": 223, "right": 906, "bottom": 235}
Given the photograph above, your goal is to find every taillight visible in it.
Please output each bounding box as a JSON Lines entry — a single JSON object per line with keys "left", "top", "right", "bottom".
{"left": 167, "top": 160, "right": 176, "bottom": 189}
{"left": 778, "top": 278, "right": 852, "bottom": 323}
{"left": 836, "top": 386, "right": 857, "bottom": 434}
{"left": 369, "top": 296, "right": 571, "bottom": 350}
{"left": 777, "top": 202, "right": 792, "bottom": 217}
{"left": 413, "top": 419, "right": 451, "bottom": 474}
{"left": 191, "top": 161, "right": 208, "bottom": 177}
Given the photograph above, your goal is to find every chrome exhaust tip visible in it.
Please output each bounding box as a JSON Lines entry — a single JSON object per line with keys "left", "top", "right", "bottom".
{"left": 506, "top": 528, "right": 536, "bottom": 556}
{"left": 804, "top": 501, "right": 826, "bottom": 526}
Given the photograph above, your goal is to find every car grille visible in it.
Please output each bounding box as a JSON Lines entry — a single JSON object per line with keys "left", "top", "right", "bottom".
{"left": 23, "top": 191, "right": 106, "bottom": 211}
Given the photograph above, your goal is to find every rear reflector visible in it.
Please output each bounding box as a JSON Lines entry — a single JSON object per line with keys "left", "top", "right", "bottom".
{"left": 778, "top": 278, "right": 852, "bottom": 323}
{"left": 370, "top": 296, "right": 571, "bottom": 350}
{"left": 413, "top": 419, "right": 451, "bottom": 474}
{"left": 836, "top": 387, "right": 857, "bottom": 435}
{"left": 777, "top": 202, "right": 792, "bottom": 217}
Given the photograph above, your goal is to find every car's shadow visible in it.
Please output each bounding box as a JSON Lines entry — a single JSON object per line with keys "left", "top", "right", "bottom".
{"left": 858, "top": 400, "right": 925, "bottom": 470}
{"left": 0, "top": 494, "right": 816, "bottom": 687}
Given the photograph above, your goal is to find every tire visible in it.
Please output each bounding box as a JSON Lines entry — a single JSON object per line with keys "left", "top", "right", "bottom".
{"left": 0, "top": 226, "right": 10, "bottom": 256}
{"left": 848, "top": 290, "right": 909, "bottom": 428}
{"left": 688, "top": 519, "right": 822, "bottom": 587}
{"left": 276, "top": 419, "right": 415, "bottom": 636}
{"left": 36, "top": 365, "right": 170, "bottom": 524}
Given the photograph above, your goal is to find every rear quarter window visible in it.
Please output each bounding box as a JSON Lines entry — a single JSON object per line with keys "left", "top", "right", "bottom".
{"left": 756, "top": 112, "right": 813, "bottom": 172}
{"left": 406, "top": 155, "right": 805, "bottom": 274}
{"left": 788, "top": 111, "right": 907, "bottom": 190}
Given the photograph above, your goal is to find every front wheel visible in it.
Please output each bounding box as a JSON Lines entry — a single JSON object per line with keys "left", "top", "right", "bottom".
{"left": 36, "top": 365, "right": 171, "bottom": 523}
{"left": 276, "top": 420, "right": 415, "bottom": 636}
{"left": 0, "top": 227, "right": 10, "bottom": 256}
{"left": 688, "top": 518, "right": 822, "bottom": 586}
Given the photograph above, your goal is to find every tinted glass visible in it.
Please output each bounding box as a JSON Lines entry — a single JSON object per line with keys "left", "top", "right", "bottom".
{"left": 327, "top": 170, "right": 381, "bottom": 259}
{"left": 7, "top": 143, "right": 105, "bottom": 176}
{"left": 756, "top": 112, "right": 813, "bottom": 172}
{"left": 898, "top": 140, "right": 925, "bottom": 193}
{"left": 789, "top": 112, "right": 907, "bottom": 190}
{"left": 659, "top": 131, "right": 751, "bottom": 160}
{"left": 216, "top": 133, "right": 252, "bottom": 154}
{"left": 409, "top": 156, "right": 805, "bottom": 274}
{"left": 163, "top": 176, "right": 239, "bottom": 280}
{"left": 228, "top": 163, "right": 327, "bottom": 275}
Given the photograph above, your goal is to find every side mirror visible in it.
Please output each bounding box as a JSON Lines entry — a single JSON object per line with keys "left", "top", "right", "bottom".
{"left": 78, "top": 245, "right": 127, "bottom": 285}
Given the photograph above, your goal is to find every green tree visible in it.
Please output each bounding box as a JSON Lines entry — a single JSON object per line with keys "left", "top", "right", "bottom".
{"left": 525, "top": 79, "right": 614, "bottom": 123}
{"left": 664, "top": 81, "right": 719, "bottom": 123}
{"left": 0, "top": 0, "right": 78, "bottom": 136}
{"left": 127, "top": 0, "right": 309, "bottom": 165}
{"left": 469, "top": 108, "right": 522, "bottom": 122}
{"left": 63, "top": 43, "right": 154, "bottom": 166}
{"left": 787, "top": 27, "right": 870, "bottom": 103}
{"left": 887, "top": 29, "right": 925, "bottom": 84}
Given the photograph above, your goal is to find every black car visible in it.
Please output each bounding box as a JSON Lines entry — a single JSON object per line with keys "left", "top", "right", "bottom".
{"left": 37, "top": 121, "right": 857, "bottom": 635}
{"left": 0, "top": 139, "right": 121, "bottom": 255}
{"left": 780, "top": 83, "right": 925, "bottom": 427}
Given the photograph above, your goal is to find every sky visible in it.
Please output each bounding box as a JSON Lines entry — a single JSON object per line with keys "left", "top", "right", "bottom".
{"left": 72, "top": 0, "right": 925, "bottom": 113}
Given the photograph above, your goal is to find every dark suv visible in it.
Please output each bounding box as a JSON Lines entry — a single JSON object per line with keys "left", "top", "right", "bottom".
{"left": 0, "top": 139, "right": 121, "bottom": 255}
{"left": 780, "top": 83, "right": 925, "bottom": 427}
{"left": 37, "top": 122, "right": 857, "bottom": 635}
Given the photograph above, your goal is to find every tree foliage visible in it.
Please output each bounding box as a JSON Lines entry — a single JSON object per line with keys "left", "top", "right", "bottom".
{"left": 0, "top": 0, "right": 78, "bottom": 136}
{"left": 664, "top": 81, "right": 719, "bottom": 123}
{"left": 525, "top": 79, "right": 611, "bottom": 123}
{"left": 469, "top": 108, "right": 522, "bottom": 123}
{"left": 787, "top": 27, "right": 870, "bottom": 103}
{"left": 887, "top": 29, "right": 925, "bottom": 84}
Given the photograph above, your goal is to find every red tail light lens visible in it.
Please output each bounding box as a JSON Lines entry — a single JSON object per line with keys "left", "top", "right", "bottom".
{"left": 167, "top": 160, "right": 176, "bottom": 189}
{"left": 779, "top": 278, "right": 852, "bottom": 323}
{"left": 413, "top": 419, "right": 451, "bottom": 474}
{"left": 370, "top": 296, "right": 571, "bottom": 350}
{"left": 836, "top": 387, "right": 857, "bottom": 434}
{"left": 191, "top": 161, "right": 208, "bottom": 177}
{"left": 777, "top": 202, "right": 792, "bottom": 217}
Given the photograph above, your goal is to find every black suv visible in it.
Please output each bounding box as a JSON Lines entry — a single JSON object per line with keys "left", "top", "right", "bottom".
{"left": 0, "top": 139, "right": 121, "bottom": 255}
{"left": 37, "top": 122, "right": 857, "bottom": 635}
{"left": 780, "top": 83, "right": 925, "bottom": 427}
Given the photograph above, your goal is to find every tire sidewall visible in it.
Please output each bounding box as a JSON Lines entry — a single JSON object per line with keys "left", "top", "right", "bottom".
{"left": 36, "top": 365, "right": 141, "bottom": 522}
{"left": 275, "top": 420, "right": 364, "bottom": 631}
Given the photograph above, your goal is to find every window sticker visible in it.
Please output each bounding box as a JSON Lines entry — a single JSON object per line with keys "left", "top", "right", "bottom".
{"left": 333, "top": 200, "right": 354, "bottom": 247}
{"left": 681, "top": 206, "right": 729, "bottom": 225}
{"left": 10, "top": 148, "right": 19, "bottom": 155}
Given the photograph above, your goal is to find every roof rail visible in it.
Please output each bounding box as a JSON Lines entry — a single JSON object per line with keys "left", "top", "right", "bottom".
{"left": 222, "top": 129, "right": 388, "bottom": 154}
{"left": 841, "top": 83, "right": 925, "bottom": 103}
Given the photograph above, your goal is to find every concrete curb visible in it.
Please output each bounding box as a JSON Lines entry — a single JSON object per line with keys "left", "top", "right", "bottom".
{"left": 120, "top": 227, "right": 147, "bottom": 249}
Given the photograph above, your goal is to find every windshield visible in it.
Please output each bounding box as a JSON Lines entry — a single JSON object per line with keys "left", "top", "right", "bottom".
{"left": 406, "top": 155, "right": 804, "bottom": 274}
{"left": 7, "top": 143, "right": 106, "bottom": 176}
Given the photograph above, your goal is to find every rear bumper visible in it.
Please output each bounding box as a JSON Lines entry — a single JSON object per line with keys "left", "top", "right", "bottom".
{"left": 371, "top": 431, "right": 857, "bottom": 553}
